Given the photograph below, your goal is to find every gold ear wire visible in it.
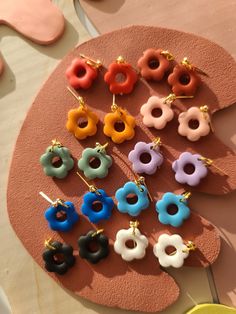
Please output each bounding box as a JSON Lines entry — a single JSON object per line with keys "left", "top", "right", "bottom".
{"left": 67, "top": 86, "right": 86, "bottom": 108}
{"left": 80, "top": 53, "right": 102, "bottom": 69}
{"left": 44, "top": 238, "right": 56, "bottom": 250}
{"left": 130, "top": 220, "right": 140, "bottom": 235}
{"left": 181, "top": 57, "right": 208, "bottom": 76}
{"left": 134, "top": 176, "right": 153, "bottom": 202}
{"left": 164, "top": 93, "right": 193, "bottom": 104}
{"left": 91, "top": 229, "right": 104, "bottom": 237}
{"left": 76, "top": 172, "right": 101, "bottom": 195}
{"left": 200, "top": 105, "right": 214, "bottom": 132}
{"left": 198, "top": 156, "right": 227, "bottom": 176}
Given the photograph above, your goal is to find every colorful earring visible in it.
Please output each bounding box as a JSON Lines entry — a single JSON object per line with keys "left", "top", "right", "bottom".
{"left": 104, "top": 56, "right": 138, "bottom": 94}
{"left": 43, "top": 239, "right": 75, "bottom": 275}
{"left": 66, "top": 87, "right": 99, "bottom": 140}
{"left": 128, "top": 138, "right": 163, "bottom": 175}
{"left": 156, "top": 192, "right": 191, "bottom": 227}
{"left": 39, "top": 192, "right": 79, "bottom": 232}
{"left": 137, "top": 49, "right": 174, "bottom": 81}
{"left": 66, "top": 54, "right": 102, "bottom": 90}
{"left": 168, "top": 57, "right": 204, "bottom": 96}
{"left": 40, "top": 139, "right": 74, "bottom": 179}
{"left": 78, "top": 142, "right": 112, "bottom": 180}
{"left": 78, "top": 229, "right": 109, "bottom": 264}
{"left": 178, "top": 105, "right": 213, "bottom": 141}
{"left": 114, "top": 221, "right": 148, "bottom": 261}
{"left": 140, "top": 93, "right": 193, "bottom": 130}
{"left": 115, "top": 177, "right": 150, "bottom": 216}
{"left": 153, "top": 234, "right": 196, "bottom": 268}
{"left": 77, "top": 172, "right": 114, "bottom": 223}
{"left": 103, "top": 95, "right": 136, "bottom": 144}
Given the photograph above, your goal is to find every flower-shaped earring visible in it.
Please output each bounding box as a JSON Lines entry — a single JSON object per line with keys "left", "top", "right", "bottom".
{"left": 178, "top": 105, "right": 212, "bottom": 141}
{"left": 66, "top": 88, "right": 99, "bottom": 140}
{"left": 66, "top": 54, "right": 102, "bottom": 90}
{"left": 115, "top": 177, "right": 150, "bottom": 216}
{"left": 78, "top": 142, "right": 112, "bottom": 180}
{"left": 140, "top": 93, "right": 193, "bottom": 130}
{"left": 103, "top": 96, "right": 136, "bottom": 144}
{"left": 39, "top": 192, "right": 79, "bottom": 232}
{"left": 168, "top": 57, "right": 205, "bottom": 96}
{"left": 43, "top": 239, "right": 75, "bottom": 275}
{"left": 104, "top": 56, "right": 138, "bottom": 94}
{"left": 114, "top": 221, "right": 148, "bottom": 261}
{"left": 40, "top": 139, "right": 74, "bottom": 179}
{"left": 78, "top": 229, "right": 109, "bottom": 264}
{"left": 137, "top": 49, "right": 174, "bottom": 81}
{"left": 156, "top": 192, "right": 191, "bottom": 227}
{"left": 77, "top": 172, "right": 114, "bottom": 223}
{"left": 128, "top": 138, "right": 163, "bottom": 175}
{"left": 153, "top": 234, "right": 196, "bottom": 268}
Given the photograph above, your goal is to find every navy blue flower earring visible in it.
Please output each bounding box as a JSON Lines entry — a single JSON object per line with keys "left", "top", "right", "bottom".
{"left": 40, "top": 192, "right": 79, "bottom": 232}
{"left": 77, "top": 172, "right": 114, "bottom": 223}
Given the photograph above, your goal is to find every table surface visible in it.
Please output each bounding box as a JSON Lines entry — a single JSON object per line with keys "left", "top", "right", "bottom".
{"left": 0, "top": 1, "right": 235, "bottom": 313}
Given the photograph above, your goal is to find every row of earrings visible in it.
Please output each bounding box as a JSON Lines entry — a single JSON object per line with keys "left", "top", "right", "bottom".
{"left": 66, "top": 87, "right": 213, "bottom": 143}
{"left": 43, "top": 221, "right": 196, "bottom": 275}
{"left": 66, "top": 50, "right": 205, "bottom": 96}
{"left": 40, "top": 139, "right": 226, "bottom": 185}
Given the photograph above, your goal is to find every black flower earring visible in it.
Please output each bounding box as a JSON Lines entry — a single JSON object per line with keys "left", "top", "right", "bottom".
{"left": 42, "top": 239, "right": 75, "bottom": 275}
{"left": 78, "top": 229, "right": 109, "bottom": 264}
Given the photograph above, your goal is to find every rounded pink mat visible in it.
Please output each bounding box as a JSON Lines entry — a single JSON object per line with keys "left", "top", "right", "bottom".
{"left": 7, "top": 26, "right": 236, "bottom": 312}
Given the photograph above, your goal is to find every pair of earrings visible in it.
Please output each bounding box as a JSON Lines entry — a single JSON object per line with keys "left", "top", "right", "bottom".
{"left": 66, "top": 88, "right": 135, "bottom": 144}
{"left": 138, "top": 49, "right": 204, "bottom": 96}
{"left": 114, "top": 221, "right": 196, "bottom": 268}
{"left": 140, "top": 94, "right": 212, "bottom": 141}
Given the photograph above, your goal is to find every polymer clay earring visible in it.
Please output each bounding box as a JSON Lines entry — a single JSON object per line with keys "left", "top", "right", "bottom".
{"left": 43, "top": 239, "right": 75, "bottom": 275}
{"left": 40, "top": 139, "right": 74, "bottom": 179}
{"left": 114, "top": 221, "right": 148, "bottom": 261}
{"left": 39, "top": 192, "right": 79, "bottom": 232}
{"left": 66, "top": 87, "right": 99, "bottom": 140}
{"left": 153, "top": 234, "right": 196, "bottom": 268}
{"left": 128, "top": 138, "right": 163, "bottom": 175}
{"left": 78, "top": 229, "right": 109, "bottom": 264}
{"left": 77, "top": 172, "right": 114, "bottom": 223}
{"left": 66, "top": 54, "right": 102, "bottom": 90}
{"left": 115, "top": 177, "right": 150, "bottom": 216}
{"left": 168, "top": 57, "right": 204, "bottom": 96}
{"left": 156, "top": 192, "right": 191, "bottom": 227}
{"left": 78, "top": 142, "right": 112, "bottom": 179}
{"left": 178, "top": 105, "right": 212, "bottom": 141}
{"left": 103, "top": 95, "right": 136, "bottom": 144}
{"left": 137, "top": 49, "right": 174, "bottom": 81}
{"left": 140, "top": 93, "right": 193, "bottom": 130}
{"left": 104, "top": 56, "right": 138, "bottom": 94}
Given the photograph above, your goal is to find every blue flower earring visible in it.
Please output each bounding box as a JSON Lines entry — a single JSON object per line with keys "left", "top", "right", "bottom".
{"left": 156, "top": 192, "right": 191, "bottom": 227}
{"left": 115, "top": 176, "right": 150, "bottom": 216}
{"left": 77, "top": 172, "right": 114, "bottom": 223}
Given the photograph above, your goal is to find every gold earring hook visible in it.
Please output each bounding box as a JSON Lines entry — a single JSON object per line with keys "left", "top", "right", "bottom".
{"left": 39, "top": 192, "right": 69, "bottom": 208}
{"left": 91, "top": 229, "right": 104, "bottom": 237}
{"left": 134, "top": 176, "right": 153, "bottom": 202}
{"left": 164, "top": 93, "right": 194, "bottom": 104}
{"left": 180, "top": 191, "right": 191, "bottom": 203}
{"left": 182, "top": 241, "right": 196, "bottom": 253}
{"left": 80, "top": 53, "right": 102, "bottom": 69}
{"left": 76, "top": 172, "right": 101, "bottom": 195}
{"left": 200, "top": 105, "right": 214, "bottom": 132}
{"left": 44, "top": 238, "right": 56, "bottom": 250}
{"left": 95, "top": 142, "right": 109, "bottom": 154}
{"left": 130, "top": 220, "right": 140, "bottom": 235}
{"left": 181, "top": 57, "right": 208, "bottom": 76}
{"left": 116, "top": 56, "right": 126, "bottom": 64}
{"left": 198, "top": 156, "right": 228, "bottom": 176}
{"left": 67, "top": 86, "right": 86, "bottom": 108}
{"left": 151, "top": 137, "right": 162, "bottom": 150}
{"left": 49, "top": 139, "right": 63, "bottom": 152}
{"left": 160, "top": 50, "right": 175, "bottom": 61}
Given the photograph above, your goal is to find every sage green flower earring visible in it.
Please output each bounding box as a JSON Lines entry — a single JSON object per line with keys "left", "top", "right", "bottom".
{"left": 78, "top": 142, "right": 112, "bottom": 180}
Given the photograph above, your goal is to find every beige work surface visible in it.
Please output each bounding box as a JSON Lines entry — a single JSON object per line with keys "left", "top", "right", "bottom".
{"left": 0, "top": 1, "right": 235, "bottom": 314}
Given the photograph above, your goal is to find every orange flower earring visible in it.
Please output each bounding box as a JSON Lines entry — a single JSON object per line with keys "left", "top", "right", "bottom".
{"left": 66, "top": 87, "right": 99, "bottom": 140}
{"left": 104, "top": 56, "right": 138, "bottom": 95}
{"left": 103, "top": 95, "right": 136, "bottom": 144}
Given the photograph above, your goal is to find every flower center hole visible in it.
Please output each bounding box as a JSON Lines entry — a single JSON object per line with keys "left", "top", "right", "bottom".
{"left": 126, "top": 193, "right": 138, "bottom": 205}
{"left": 56, "top": 210, "right": 67, "bottom": 221}
{"left": 89, "top": 157, "right": 101, "bottom": 169}
{"left": 165, "top": 245, "right": 177, "bottom": 255}
{"left": 77, "top": 67, "right": 86, "bottom": 78}
{"left": 52, "top": 156, "right": 63, "bottom": 168}
{"left": 87, "top": 239, "right": 100, "bottom": 253}
{"left": 179, "top": 73, "right": 190, "bottom": 85}
{"left": 148, "top": 58, "right": 160, "bottom": 69}
{"left": 115, "top": 72, "right": 127, "bottom": 83}
{"left": 125, "top": 239, "right": 137, "bottom": 249}
{"left": 184, "top": 163, "right": 195, "bottom": 174}
{"left": 140, "top": 152, "right": 152, "bottom": 164}
{"left": 77, "top": 117, "right": 88, "bottom": 128}
{"left": 167, "top": 204, "right": 179, "bottom": 215}
{"left": 188, "top": 119, "right": 200, "bottom": 129}
{"left": 53, "top": 253, "right": 65, "bottom": 265}
{"left": 92, "top": 201, "right": 103, "bottom": 212}
{"left": 151, "top": 108, "right": 163, "bottom": 118}
{"left": 114, "top": 120, "right": 125, "bottom": 132}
